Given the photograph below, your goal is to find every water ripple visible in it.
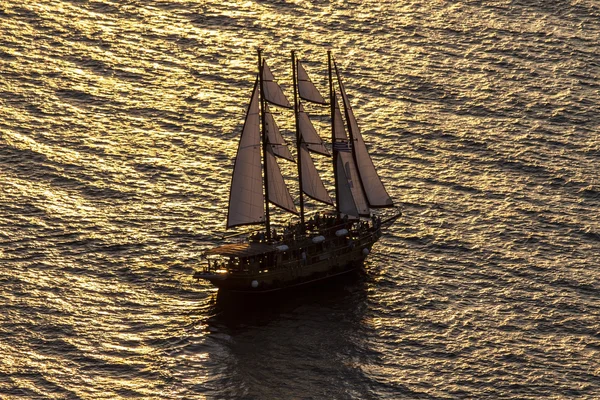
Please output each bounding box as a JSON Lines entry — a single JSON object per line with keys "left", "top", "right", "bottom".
{"left": 1, "top": 0, "right": 600, "bottom": 398}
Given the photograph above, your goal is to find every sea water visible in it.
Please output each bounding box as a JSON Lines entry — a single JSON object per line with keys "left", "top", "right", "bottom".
{"left": 1, "top": 1, "right": 599, "bottom": 398}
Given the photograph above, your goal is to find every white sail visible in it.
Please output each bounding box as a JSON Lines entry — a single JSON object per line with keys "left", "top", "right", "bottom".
{"left": 297, "top": 60, "right": 326, "bottom": 104}
{"left": 333, "top": 94, "right": 346, "bottom": 141}
{"left": 336, "top": 65, "right": 394, "bottom": 208}
{"left": 265, "top": 105, "right": 294, "bottom": 162}
{"left": 298, "top": 103, "right": 330, "bottom": 156}
{"left": 337, "top": 144, "right": 369, "bottom": 216}
{"left": 336, "top": 155, "right": 359, "bottom": 218}
{"left": 300, "top": 144, "right": 333, "bottom": 205}
{"left": 266, "top": 147, "right": 298, "bottom": 214}
{"left": 331, "top": 89, "right": 368, "bottom": 216}
{"left": 262, "top": 61, "right": 292, "bottom": 108}
{"left": 227, "top": 79, "right": 265, "bottom": 228}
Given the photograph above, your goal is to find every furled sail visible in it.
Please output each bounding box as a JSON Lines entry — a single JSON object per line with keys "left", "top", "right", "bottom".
{"left": 266, "top": 147, "right": 298, "bottom": 215}
{"left": 265, "top": 104, "right": 294, "bottom": 162}
{"left": 300, "top": 144, "right": 333, "bottom": 205}
{"left": 298, "top": 103, "right": 329, "bottom": 156}
{"left": 297, "top": 60, "right": 326, "bottom": 104}
{"left": 227, "top": 79, "right": 265, "bottom": 228}
{"left": 335, "top": 64, "right": 394, "bottom": 208}
{"left": 262, "top": 61, "right": 292, "bottom": 108}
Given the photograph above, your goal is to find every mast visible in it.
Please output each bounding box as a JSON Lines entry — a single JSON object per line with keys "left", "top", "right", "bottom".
{"left": 258, "top": 48, "right": 271, "bottom": 240}
{"left": 330, "top": 56, "right": 369, "bottom": 218}
{"left": 335, "top": 61, "right": 394, "bottom": 209}
{"left": 328, "top": 50, "right": 340, "bottom": 215}
{"left": 334, "top": 59, "right": 363, "bottom": 206}
{"left": 292, "top": 50, "right": 305, "bottom": 230}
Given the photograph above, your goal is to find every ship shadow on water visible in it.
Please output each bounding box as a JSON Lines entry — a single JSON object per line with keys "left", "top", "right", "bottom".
{"left": 208, "top": 270, "right": 369, "bottom": 328}
{"left": 201, "top": 270, "right": 380, "bottom": 399}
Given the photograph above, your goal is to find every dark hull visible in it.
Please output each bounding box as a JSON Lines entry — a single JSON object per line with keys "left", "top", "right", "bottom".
{"left": 197, "top": 228, "right": 381, "bottom": 294}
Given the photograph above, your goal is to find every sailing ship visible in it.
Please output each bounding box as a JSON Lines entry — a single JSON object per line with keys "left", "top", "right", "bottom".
{"left": 194, "top": 50, "right": 400, "bottom": 293}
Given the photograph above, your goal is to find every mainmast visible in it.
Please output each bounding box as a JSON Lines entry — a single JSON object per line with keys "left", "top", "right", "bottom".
{"left": 257, "top": 48, "right": 271, "bottom": 241}
{"left": 291, "top": 50, "right": 305, "bottom": 230}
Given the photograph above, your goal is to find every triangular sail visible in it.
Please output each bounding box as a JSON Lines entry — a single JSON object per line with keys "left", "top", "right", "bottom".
{"left": 336, "top": 63, "right": 394, "bottom": 208}
{"left": 331, "top": 86, "right": 369, "bottom": 217}
{"left": 297, "top": 61, "right": 326, "bottom": 105}
{"left": 266, "top": 147, "right": 298, "bottom": 215}
{"left": 298, "top": 103, "right": 330, "bottom": 156}
{"left": 336, "top": 137, "right": 369, "bottom": 217}
{"left": 262, "top": 61, "right": 292, "bottom": 108}
{"left": 300, "top": 144, "right": 333, "bottom": 205}
{"left": 227, "top": 79, "right": 265, "bottom": 228}
{"left": 336, "top": 155, "right": 360, "bottom": 218}
{"left": 333, "top": 94, "right": 346, "bottom": 141}
{"left": 265, "top": 104, "right": 294, "bottom": 162}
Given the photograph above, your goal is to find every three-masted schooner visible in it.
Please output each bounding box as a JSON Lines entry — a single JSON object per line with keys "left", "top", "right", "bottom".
{"left": 194, "top": 50, "right": 400, "bottom": 293}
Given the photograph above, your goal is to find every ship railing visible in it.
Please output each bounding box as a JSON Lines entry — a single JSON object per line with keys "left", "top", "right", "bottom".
{"left": 257, "top": 229, "right": 377, "bottom": 272}
{"left": 246, "top": 217, "right": 380, "bottom": 246}
{"left": 200, "top": 255, "right": 233, "bottom": 274}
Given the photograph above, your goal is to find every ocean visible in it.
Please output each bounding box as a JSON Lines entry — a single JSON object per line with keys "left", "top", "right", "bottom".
{"left": 1, "top": 0, "right": 599, "bottom": 398}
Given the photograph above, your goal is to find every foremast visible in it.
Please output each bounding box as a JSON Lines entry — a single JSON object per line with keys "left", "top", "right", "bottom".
{"left": 333, "top": 59, "right": 394, "bottom": 209}
{"left": 328, "top": 50, "right": 340, "bottom": 215}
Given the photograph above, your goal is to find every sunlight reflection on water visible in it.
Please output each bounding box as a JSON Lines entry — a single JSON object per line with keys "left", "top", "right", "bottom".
{"left": 1, "top": 0, "right": 599, "bottom": 398}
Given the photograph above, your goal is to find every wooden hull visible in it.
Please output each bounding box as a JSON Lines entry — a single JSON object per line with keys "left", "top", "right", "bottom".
{"left": 197, "top": 228, "right": 381, "bottom": 294}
